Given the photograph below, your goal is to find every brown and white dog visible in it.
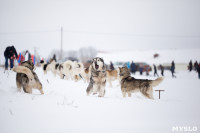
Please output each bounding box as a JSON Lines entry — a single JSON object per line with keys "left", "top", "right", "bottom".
{"left": 60, "top": 60, "right": 77, "bottom": 80}
{"left": 106, "top": 68, "right": 120, "bottom": 87}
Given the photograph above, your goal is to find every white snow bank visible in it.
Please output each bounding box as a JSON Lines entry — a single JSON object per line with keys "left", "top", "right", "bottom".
{"left": 0, "top": 66, "right": 200, "bottom": 133}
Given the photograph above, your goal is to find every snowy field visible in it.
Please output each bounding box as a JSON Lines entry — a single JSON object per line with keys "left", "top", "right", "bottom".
{"left": 0, "top": 66, "right": 200, "bottom": 133}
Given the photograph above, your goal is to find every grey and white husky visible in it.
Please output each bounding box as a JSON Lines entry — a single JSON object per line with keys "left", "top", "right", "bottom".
{"left": 86, "top": 57, "right": 106, "bottom": 97}
{"left": 13, "top": 60, "right": 44, "bottom": 94}
{"left": 119, "top": 66, "right": 163, "bottom": 99}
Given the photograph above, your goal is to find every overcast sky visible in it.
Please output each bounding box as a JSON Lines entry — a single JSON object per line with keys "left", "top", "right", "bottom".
{"left": 0, "top": 0, "right": 200, "bottom": 58}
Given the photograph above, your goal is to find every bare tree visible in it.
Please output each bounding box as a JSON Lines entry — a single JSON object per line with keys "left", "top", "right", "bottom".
{"left": 78, "top": 46, "right": 97, "bottom": 63}
{"left": 47, "top": 46, "right": 97, "bottom": 63}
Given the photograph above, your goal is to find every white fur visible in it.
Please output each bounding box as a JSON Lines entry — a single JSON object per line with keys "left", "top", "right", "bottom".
{"left": 71, "top": 62, "right": 84, "bottom": 81}
{"left": 13, "top": 66, "right": 35, "bottom": 86}
{"left": 61, "top": 60, "right": 76, "bottom": 80}
{"left": 79, "top": 66, "right": 91, "bottom": 83}
{"left": 92, "top": 58, "right": 104, "bottom": 71}
{"left": 47, "top": 60, "right": 57, "bottom": 77}
{"left": 57, "top": 63, "right": 64, "bottom": 79}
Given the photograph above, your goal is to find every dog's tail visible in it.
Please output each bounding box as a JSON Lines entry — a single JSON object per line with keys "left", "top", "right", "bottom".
{"left": 13, "top": 66, "right": 34, "bottom": 81}
{"left": 151, "top": 77, "right": 164, "bottom": 87}
{"left": 63, "top": 61, "right": 72, "bottom": 70}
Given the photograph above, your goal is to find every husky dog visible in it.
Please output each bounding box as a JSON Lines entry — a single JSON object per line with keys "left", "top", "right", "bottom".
{"left": 13, "top": 60, "right": 44, "bottom": 94}
{"left": 40, "top": 59, "right": 63, "bottom": 78}
{"left": 106, "top": 68, "right": 120, "bottom": 87}
{"left": 79, "top": 67, "right": 91, "bottom": 83}
{"left": 71, "top": 62, "right": 84, "bottom": 82}
{"left": 40, "top": 60, "right": 50, "bottom": 75}
{"left": 60, "top": 60, "right": 74, "bottom": 80}
{"left": 48, "top": 59, "right": 65, "bottom": 78}
{"left": 47, "top": 59, "right": 57, "bottom": 76}
{"left": 119, "top": 66, "right": 163, "bottom": 99}
{"left": 55, "top": 63, "right": 65, "bottom": 79}
{"left": 86, "top": 57, "right": 106, "bottom": 97}
{"left": 60, "top": 60, "right": 80, "bottom": 80}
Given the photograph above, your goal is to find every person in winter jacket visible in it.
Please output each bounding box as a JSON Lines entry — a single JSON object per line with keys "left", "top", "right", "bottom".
{"left": 171, "top": 60, "right": 176, "bottom": 78}
{"left": 127, "top": 61, "right": 130, "bottom": 69}
{"left": 53, "top": 54, "right": 57, "bottom": 62}
{"left": 110, "top": 61, "right": 114, "bottom": 70}
{"left": 197, "top": 63, "right": 200, "bottom": 79}
{"left": 139, "top": 66, "right": 143, "bottom": 75}
{"left": 130, "top": 61, "right": 136, "bottom": 74}
{"left": 153, "top": 64, "right": 159, "bottom": 77}
{"left": 194, "top": 61, "right": 198, "bottom": 71}
{"left": 160, "top": 64, "right": 164, "bottom": 76}
{"left": 25, "top": 50, "right": 31, "bottom": 61}
{"left": 188, "top": 60, "right": 193, "bottom": 72}
{"left": 4, "top": 46, "right": 18, "bottom": 70}
{"left": 17, "top": 50, "right": 31, "bottom": 65}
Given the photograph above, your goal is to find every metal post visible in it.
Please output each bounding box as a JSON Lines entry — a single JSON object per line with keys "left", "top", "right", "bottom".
{"left": 155, "top": 90, "right": 165, "bottom": 99}
{"left": 60, "top": 27, "right": 63, "bottom": 60}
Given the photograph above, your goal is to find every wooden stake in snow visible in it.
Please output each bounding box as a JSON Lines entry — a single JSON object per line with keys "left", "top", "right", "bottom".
{"left": 155, "top": 90, "right": 165, "bottom": 99}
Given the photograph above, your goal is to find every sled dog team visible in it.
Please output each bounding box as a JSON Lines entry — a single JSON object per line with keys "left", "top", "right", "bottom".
{"left": 13, "top": 57, "right": 163, "bottom": 99}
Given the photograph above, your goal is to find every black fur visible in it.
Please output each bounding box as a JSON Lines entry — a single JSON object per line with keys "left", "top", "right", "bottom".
{"left": 40, "top": 60, "right": 44, "bottom": 64}
{"left": 55, "top": 63, "right": 59, "bottom": 70}
{"left": 69, "top": 65, "right": 72, "bottom": 70}
{"left": 59, "top": 64, "right": 63, "bottom": 70}
{"left": 44, "top": 64, "right": 49, "bottom": 71}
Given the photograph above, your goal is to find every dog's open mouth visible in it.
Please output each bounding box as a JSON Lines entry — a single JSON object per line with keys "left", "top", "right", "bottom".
{"left": 95, "top": 64, "right": 99, "bottom": 69}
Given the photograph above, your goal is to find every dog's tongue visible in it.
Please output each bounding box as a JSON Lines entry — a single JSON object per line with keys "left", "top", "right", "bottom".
{"left": 95, "top": 64, "right": 99, "bottom": 69}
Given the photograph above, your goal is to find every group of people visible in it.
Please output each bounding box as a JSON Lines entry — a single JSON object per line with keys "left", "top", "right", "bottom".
{"left": 109, "top": 60, "right": 177, "bottom": 78}
{"left": 153, "top": 61, "right": 176, "bottom": 78}
{"left": 4, "top": 45, "right": 34, "bottom": 70}
{"left": 188, "top": 60, "right": 200, "bottom": 79}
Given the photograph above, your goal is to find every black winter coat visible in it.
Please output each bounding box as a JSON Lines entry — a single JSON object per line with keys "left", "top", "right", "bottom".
{"left": 4, "top": 46, "right": 18, "bottom": 58}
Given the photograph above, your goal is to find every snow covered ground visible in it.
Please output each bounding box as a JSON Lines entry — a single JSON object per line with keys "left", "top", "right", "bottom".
{"left": 0, "top": 66, "right": 200, "bottom": 133}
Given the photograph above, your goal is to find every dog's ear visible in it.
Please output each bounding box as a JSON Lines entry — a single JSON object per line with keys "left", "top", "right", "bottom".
{"left": 124, "top": 66, "right": 128, "bottom": 69}
{"left": 100, "top": 57, "right": 104, "bottom": 63}
{"left": 92, "top": 58, "right": 95, "bottom": 63}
